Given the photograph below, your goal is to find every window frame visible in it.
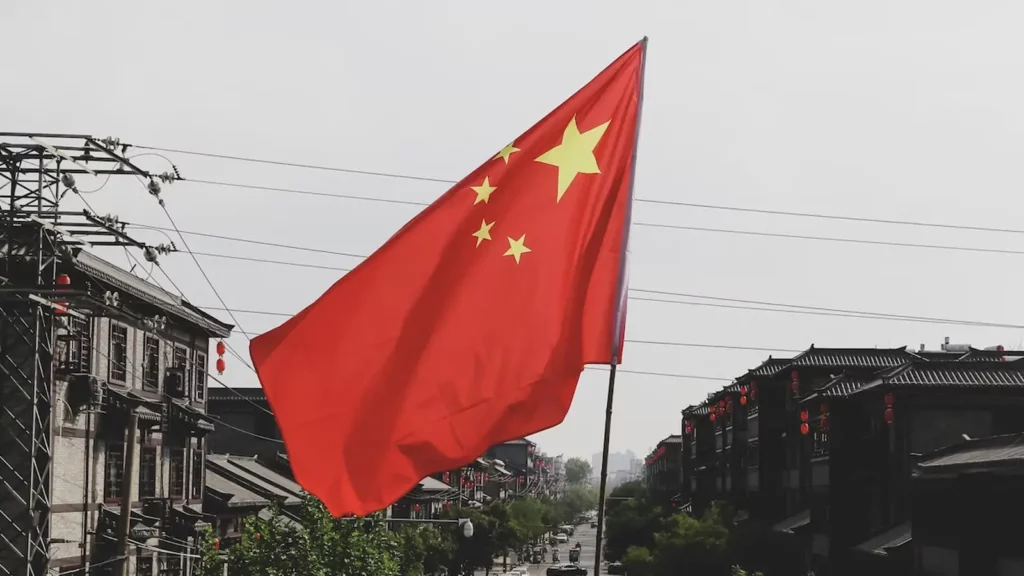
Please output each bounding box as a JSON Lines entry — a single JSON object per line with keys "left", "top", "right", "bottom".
{"left": 172, "top": 345, "right": 191, "bottom": 398}
{"left": 104, "top": 442, "right": 125, "bottom": 503}
{"left": 190, "top": 439, "right": 204, "bottom": 500}
{"left": 169, "top": 446, "right": 186, "bottom": 501}
{"left": 142, "top": 334, "right": 160, "bottom": 391}
{"left": 139, "top": 445, "right": 158, "bottom": 499}
{"left": 108, "top": 323, "right": 129, "bottom": 384}
{"left": 66, "top": 316, "right": 92, "bottom": 373}
{"left": 194, "top": 350, "right": 207, "bottom": 402}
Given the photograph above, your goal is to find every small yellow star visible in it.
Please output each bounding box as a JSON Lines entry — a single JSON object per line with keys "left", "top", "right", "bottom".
{"left": 503, "top": 234, "right": 532, "bottom": 264}
{"left": 470, "top": 177, "right": 497, "bottom": 205}
{"left": 535, "top": 115, "right": 610, "bottom": 202}
{"left": 472, "top": 219, "right": 494, "bottom": 247}
{"left": 494, "top": 142, "right": 520, "bottom": 164}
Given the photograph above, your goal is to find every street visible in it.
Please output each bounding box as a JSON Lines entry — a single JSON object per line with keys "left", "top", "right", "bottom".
{"left": 482, "top": 522, "right": 599, "bottom": 575}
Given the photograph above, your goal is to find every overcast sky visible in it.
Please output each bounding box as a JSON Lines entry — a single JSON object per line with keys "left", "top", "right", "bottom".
{"left": 8, "top": 1, "right": 1024, "bottom": 461}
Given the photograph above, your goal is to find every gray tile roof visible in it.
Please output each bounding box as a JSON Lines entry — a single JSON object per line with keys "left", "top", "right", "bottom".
{"left": 855, "top": 523, "right": 912, "bottom": 556}
{"left": 790, "top": 347, "right": 916, "bottom": 369}
{"left": 886, "top": 360, "right": 1024, "bottom": 388}
{"left": 206, "top": 469, "right": 270, "bottom": 508}
{"left": 73, "top": 250, "right": 233, "bottom": 338}
{"left": 207, "top": 454, "right": 303, "bottom": 505}
{"left": 918, "top": 433, "right": 1024, "bottom": 471}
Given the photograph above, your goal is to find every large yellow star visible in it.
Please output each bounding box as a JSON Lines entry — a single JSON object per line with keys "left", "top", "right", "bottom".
{"left": 503, "top": 235, "right": 531, "bottom": 264}
{"left": 472, "top": 219, "right": 494, "bottom": 247}
{"left": 535, "top": 116, "right": 610, "bottom": 202}
{"left": 470, "top": 177, "right": 497, "bottom": 205}
{"left": 494, "top": 142, "right": 520, "bottom": 164}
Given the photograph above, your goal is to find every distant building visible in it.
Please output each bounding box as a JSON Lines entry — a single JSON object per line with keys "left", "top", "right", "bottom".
{"left": 591, "top": 449, "right": 637, "bottom": 478}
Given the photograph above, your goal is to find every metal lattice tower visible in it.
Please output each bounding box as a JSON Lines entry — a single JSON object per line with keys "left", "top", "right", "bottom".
{"left": 0, "top": 133, "right": 154, "bottom": 576}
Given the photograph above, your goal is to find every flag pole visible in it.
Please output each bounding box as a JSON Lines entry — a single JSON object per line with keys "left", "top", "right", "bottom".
{"left": 593, "top": 36, "right": 648, "bottom": 576}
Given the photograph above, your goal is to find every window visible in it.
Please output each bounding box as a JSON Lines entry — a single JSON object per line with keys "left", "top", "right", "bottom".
{"left": 142, "top": 335, "right": 160, "bottom": 391}
{"left": 66, "top": 316, "right": 92, "bottom": 372}
{"left": 157, "top": 555, "right": 181, "bottom": 576}
{"left": 172, "top": 346, "right": 191, "bottom": 397}
{"left": 748, "top": 442, "right": 760, "bottom": 467}
{"left": 190, "top": 440, "right": 204, "bottom": 499}
{"left": 194, "top": 351, "right": 207, "bottom": 401}
{"left": 136, "top": 555, "right": 154, "bottom": 576}
{"left": 139, "top": 446, "right": 157, "bottom": 498}
{"left": 169, "top": 447, "right": 185, "bottom": 500}
{"left": 109, "top": 324, "right": 128, "bottom": 383}
{"left": 104, "top": 442, "right": 125, "bottom": 502}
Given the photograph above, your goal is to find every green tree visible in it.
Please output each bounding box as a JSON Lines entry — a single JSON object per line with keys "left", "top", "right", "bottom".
{"left": 394, "top": 524, "right": 455, "bottom": 576}
{"left": 621, "top": 546, "right": 655, "bottom": 576}
{"left": 193, "top": 526, "right": 226, "bottom": 576}
{"left": 650, "top": 512, "right": 731, "bottom": 576}
{"left": 603, "top": 481, "right": 664, "bottom": 562}
{"left": 220, "top": 495, "right": 402, "bottom": 576}
{"left": 564, "top": 457, "right": 593, "bottom": 485}
{"left": 555, "top": 484, "right": 597, "bottom": 524}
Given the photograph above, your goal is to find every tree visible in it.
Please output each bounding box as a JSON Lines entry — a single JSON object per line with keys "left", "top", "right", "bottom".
{"left": 194, "top": 526, "right": 225, "bottom": 576}
{"left": 218, "top": 495, "right": 402, "bottom": 576}
{"left": 649, "top": 511, "right": 731, "bottom": 575}
{"left": 603, "top": 481, "right": 664, "bottom": 562}
{"left": 564, "top": 457, "right": 593, "bottom": 485}
{"left": 621, "top": 546, "right": 654, "bottom": 576}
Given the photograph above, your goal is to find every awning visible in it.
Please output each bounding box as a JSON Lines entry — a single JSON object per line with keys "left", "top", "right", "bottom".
{"left": 772, "top": 509, "right": 811, "bottom": 534}
{"left": 418, "top": 476, "right": 451, "bottom": 492}
{"left": 105, "top": 387, "right": 162, "bottom": 424}
{"left": 168, "top": 399, "right": 215, "bottom": 433}
{"left": 855, "top": 523, "right": 912, "bottom": 556}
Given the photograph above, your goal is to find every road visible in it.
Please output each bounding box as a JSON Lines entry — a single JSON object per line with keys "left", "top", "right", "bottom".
{"left": 483, "top": 522, "right": 600, "bottom": 575}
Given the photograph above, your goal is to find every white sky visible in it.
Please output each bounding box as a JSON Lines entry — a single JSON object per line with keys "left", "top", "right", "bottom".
{"left": 7, "top": 1, "right": 1024, "bottom": 460}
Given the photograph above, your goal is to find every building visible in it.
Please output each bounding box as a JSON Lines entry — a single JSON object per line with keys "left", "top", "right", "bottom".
{"left": 643, "top": 435, "right": 682, "bottom": 505}
{"left": 48, "top": 251, "right": 233, "bottom": 574}
{"left": 911, "top": 433, "right": 1024, "bottom": 575}
{"left": 680, "top": 342, "right": 1024, "bottom": 576}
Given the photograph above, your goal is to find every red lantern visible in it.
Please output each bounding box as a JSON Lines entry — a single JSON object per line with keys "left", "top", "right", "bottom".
{"left": 685, "top": 425, "right": 692, "bottom": 434}
{"left": 709, "top": 413, "right": 716, "bottom": 422}
{"left": 751, "top": 381, "right": 758, "bottom": 392}
{"left": 718, "top": 399, "right": 726, "bottom": 408}
{"left": 254, "top": 533, "right": 261, "bottom": 541}
{"left": 821, "top": 403, "right": 829, "bottom": 414}
{"left": 800, "top": 423, "right": 810, "bottom": 435}
{"left": 413, "top": 504, "right": 421, "bottom": 512}
{"left": 55, "top": 274, "right": 71, "bottom": 315}
{"left": 821, "top": 415, "right": 830, "bottom": 430}
{"left": 739, "top": 386, "right": 747, "bottom": 395}
{"left": 800, "top": 409, "right": 809, "bottom": 422}
{"left": 216, "top": 341, "right": 226, "bottom": 356}
{"left": 710, "top": 405, "right": 717, "bottom": 415}
{"left": 725, "top": 403, "right": 733, "bottom": 414}
{"left": 791, "top": 370, "right": 800, "bottom": 382}
{"left": 884, "top": 408, "right": 894, "bottom": 424}
{"left": 213, "top": 538, "right": 220, "bottom": 550}
{"left": 444, "top": 501, "right": 452, "bottom": 509}
{"left": 791, "top": 381, "right": 800, "bottom": 394}
{"left": 884, "top": 393, "right": 894, "bottom": 406}
{"left": 216, "top": 357, "right": 226, "bottom": 375}
{"left": 739, "top": 396, "right": 747, "bottom": 406}
{"left": 443, "top": 472, "right": 450, "bottom": 483}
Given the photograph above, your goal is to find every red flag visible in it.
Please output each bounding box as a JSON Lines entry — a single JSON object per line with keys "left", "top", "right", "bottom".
{"left": 250, "top": 39, "right": 646, "bottom": 516}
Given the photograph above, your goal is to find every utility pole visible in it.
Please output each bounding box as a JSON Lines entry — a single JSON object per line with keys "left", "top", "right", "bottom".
{"left": 115, "top": 412, "right": 139, "bottom": 576}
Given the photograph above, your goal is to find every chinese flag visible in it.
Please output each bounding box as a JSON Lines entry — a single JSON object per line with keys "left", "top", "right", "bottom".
{"left": 250, "top": 39, "right": 646, "bottom": 516}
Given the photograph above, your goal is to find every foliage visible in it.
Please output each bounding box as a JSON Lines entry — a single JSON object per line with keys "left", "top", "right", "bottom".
{"left": 649, "top": 511, "right": 731, "bottom": 575}
{"left": 193, "top": 526, "right": 226, "bottom": 576}
{"left": 394, "top": 524, "right": 455, "bottom": 576}
{"left": 564, "top": 456, "right": 593, "bottom": 485}
{"left": 622, "top": 546, "right": 655, "bottom": 576}
{"left": 551, "top": 484, "right": 597, "bottom": 525}
{"left": 218, "top": 495, "right": 401, "bottom": 576}
{"left": 603, "top": 481, "right": 664, "bottom": 562}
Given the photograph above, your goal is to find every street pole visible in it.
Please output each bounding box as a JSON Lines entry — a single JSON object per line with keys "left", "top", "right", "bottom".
{"left": 115, "top": 412, "right": 139, "bottom": 576}
{"left": 592, "top": 365, "right": 618, "bottom": 576}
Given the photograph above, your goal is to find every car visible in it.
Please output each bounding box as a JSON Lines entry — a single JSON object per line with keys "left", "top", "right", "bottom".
{"left": 606, "top": 561, "right": 626, "bottom": 575}
{"left": 546, "top": 564, "right": 588, "bottom": 576}
{"left": 556, "top": 533, "right": 569, "bottom": 544}
{"left": 590, "top": 522, "right": 598, "bottom": 528}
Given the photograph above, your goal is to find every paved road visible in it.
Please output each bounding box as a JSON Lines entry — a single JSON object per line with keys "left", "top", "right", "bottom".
{"left": 487, "top": 522, "right": 601, "bottom": 575}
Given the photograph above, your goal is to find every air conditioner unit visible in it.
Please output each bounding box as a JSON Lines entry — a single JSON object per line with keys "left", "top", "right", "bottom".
{"left": 164, "top": 367, "right": 187, "bottom": 399}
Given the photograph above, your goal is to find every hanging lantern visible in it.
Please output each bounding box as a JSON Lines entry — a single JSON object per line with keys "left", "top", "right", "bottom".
{"left": 791, "top": 381, "right": 800, "bottom": 394}
{"left": 216, "top": 357, "right": 226, "bottom": 375}
{"left": 443, "top": 472, "right": 450, "bottom": 483}
{"left": 800, "top": 423, "right": 810, "bottom": 435}
{"left": 725, "top": 403, "right": 733, "bottom": 414}
{"left": 413, "top": 504, "right": 421, "bottom": 512}
{"left": 884, "top": 407, "right": 894, "bottom": 424}
{"left": 821, "top": 415, "right": 830, "bottom": 430}
{"left": 884, "top": 393, "right": 894, "bottom": 406}
{"left": 820, "top": 403, "right": 829, "bottom": 414}
{"left": 739, "top": 385, "right": 748, "bottom": 396}
{"left": 718, "top": 399, "right": 726, "bottom": 409}
{"left": 709, "top": 413, "right": 716, "bottom": 422}
{"left": 216, "top": 341, "right": 226, "bottom": 356}
{"left": 739, "top": 396, "right": 748, "bottom": 405}
{"left": 213, "top": 538, "right": 220, "bottom": 550}
{"left": 800, "top": 409, "right": 809, "bottom": 422}
{"left": 55, "top": 273, "right": 71, "bottom": 315}
{"left": 685, "top": 425, "right": 692, "bottom": 434}
{"left": 710, "top": 405, "right": 717, "bottom": 415}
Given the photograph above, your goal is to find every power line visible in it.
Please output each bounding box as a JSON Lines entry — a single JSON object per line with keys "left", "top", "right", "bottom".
{"left": 134, "top": 223, "right": 367, "bottom": 260}
{"left": 135, "top": 143, "right": 1024, "bottom": 237}
{"left": 192, "top": 251, "right": 353, "bottom": 273}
